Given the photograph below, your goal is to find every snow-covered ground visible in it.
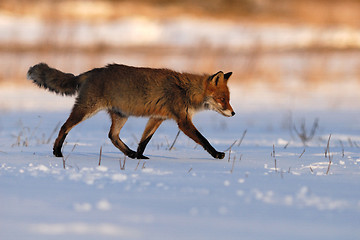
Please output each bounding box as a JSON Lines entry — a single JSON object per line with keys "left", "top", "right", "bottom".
{"left": 1, "top": 84, "right": 360, "bottom": 240}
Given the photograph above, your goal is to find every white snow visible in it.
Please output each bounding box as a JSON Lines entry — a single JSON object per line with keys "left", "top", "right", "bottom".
{"left": 1, "top": 82, "right": 360, "bottom": 240}
{"left": 1, "top": 11, "right": 360, "bottom": 239}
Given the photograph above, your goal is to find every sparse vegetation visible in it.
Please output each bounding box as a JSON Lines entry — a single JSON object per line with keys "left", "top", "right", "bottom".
{"left": 1, "top": 1, "right": 359, "bottom": 235}
{"left": 325, "top": 134, "right": 332, "bottom": 175}
{"left": 294, "top": 118, "right": 319, "bottom": 146}
{"left": 98, "top": 146, "right": 102, "bottom": 166}
{"left": 168, "top": 130, "right": 180, "bottom": 151}
{"left": 119, "top": 156, "right": 126, "bottom": 170}
{"left": 62, "top": 143, "right": 77, "bottom": 169}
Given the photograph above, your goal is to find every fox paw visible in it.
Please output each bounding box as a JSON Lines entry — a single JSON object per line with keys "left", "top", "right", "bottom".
{"left": 53, "top": 148, "right": 63, "bottom": 158}
{"left": 136, "top": 154, "right": 149, "bottom": 159}
{"left": 126, "top": 150, "right": 138, "bottom": 159}
{"left": 214, "top": 151, "right": 225, "bottom": 159}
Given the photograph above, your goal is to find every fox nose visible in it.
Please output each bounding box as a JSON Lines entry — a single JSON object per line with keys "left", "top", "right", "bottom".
{"left": 231, "top": 111, "right": 235, "bottom": 116}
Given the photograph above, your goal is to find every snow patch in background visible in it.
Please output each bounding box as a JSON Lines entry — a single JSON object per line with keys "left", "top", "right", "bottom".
{"left": 1, "top": 14, "right": 360, "bottom": 49}
{"left": 29, "top": 222, "right": 138, "bottom": 237}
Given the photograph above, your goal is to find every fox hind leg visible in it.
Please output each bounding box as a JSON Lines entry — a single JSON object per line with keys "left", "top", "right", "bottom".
{"left": 136, "top": 117, "right": 164, "bottom": 159}
{"left": 108, "top": 110, "right": 137, "bottom": 158}
{"left": 53, "top": 105, "right": 93, "bottom": 157}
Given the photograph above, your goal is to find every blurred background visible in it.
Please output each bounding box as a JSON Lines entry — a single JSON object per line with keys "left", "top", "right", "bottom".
{"left": 0, "top": 0, "right": 360, "bottom": 110}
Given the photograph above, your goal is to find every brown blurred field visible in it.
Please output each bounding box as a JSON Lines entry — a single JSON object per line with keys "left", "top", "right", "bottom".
{"left": 3, "top": 0, "right": 360, "bottom": 25}
{"left": 1, "top": 0, "right": 360, "bottom": 87}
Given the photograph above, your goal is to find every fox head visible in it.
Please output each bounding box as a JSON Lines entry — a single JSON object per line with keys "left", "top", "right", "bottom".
{"left": 204, "top": 71, "right": 235, "bottom": 117}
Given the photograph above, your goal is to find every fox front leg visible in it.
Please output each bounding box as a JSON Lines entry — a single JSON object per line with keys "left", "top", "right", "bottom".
{"left": 177, "top": 119, "right": 225, "bottom": 159}
{"left": 136, "top": 117, "right": 164, "bottom": 159}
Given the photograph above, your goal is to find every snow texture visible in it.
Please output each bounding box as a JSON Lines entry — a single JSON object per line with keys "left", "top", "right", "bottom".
{"left": 1, "top": 84, "right": 360, "bottom": 240}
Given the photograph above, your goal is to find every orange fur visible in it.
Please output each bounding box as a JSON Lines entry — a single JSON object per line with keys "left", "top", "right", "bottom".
{"left": 28, "top": 63, "right": 235, "bottom": 159}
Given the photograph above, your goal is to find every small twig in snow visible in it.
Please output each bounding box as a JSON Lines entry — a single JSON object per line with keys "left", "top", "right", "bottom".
{"left": 98, "top": 146, "right": 102, "bottom": 166}
{"left": 224, "top": 139, "right": 237, "bottom": 152}
{"left": 120, "top": 156, "right": 126, "bottom": 170}
{"left": 325, "top": 134, "right": 332, "bottom": 175}
{"left": 168, "top": 130, "right": 180, "bottom": 151}
{"left": 62, "top": 143, "right": 77, "bottom": 169}
{"left": 325, "top": 134, "right": 331, "bottom": 158}
{"left": 135, "top": 160, "right": 141, "bottom": 171}
{"left": 230, "top": 155, "right": 238, "bottom": 174}
{"left": 227, "top": 148, "right": 232, "bottom": 163}
{"left": 339, "top": 140, "right": 344, "bottom": 158}
{"left": 326, "top": 156, "right": 332, "bottom": 175}
{"left": 299, "top": 149, "right": 305, "bottom": 158}
{"left": 272, "top": 144, "right": 277, "bottom": 172}
{"left": 237, "top": 129, "right": 247, "bottom": 147}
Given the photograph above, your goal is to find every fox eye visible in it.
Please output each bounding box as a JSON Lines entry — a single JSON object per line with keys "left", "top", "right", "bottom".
{"left": 220, "top": 97, "right": 225, "bottom": 102}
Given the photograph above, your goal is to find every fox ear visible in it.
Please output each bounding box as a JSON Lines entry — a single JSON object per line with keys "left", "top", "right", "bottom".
{"left": 224, "top": 72, "right": 232, "bottom": 81}
{"left": 209, "top": 71, "right": 224, "bottom": 86}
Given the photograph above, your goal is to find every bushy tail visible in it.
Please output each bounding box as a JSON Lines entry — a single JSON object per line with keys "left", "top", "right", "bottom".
{"left": 27, "top": 63, "right": 83, "bottom": 96}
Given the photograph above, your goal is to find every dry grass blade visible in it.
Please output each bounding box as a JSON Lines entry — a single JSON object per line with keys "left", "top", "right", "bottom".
{"left": 224, "top": 140, "right": 237, "bottom": 152}
{"left": 227, "top": 147, "right": 232, "bottom": 162}
{"left": 62, "top": 143, "right": 78, "bottom": 169}
{"left": 299, "top": 149, "right": 305, "bottom": 158}
{"left": 237, "top": 129, "right": 247, "bottom": 147}
{"left": 120, "top": 156, "right": 126, "bottom": 170}
{"left": 135, "top": 160, "right": 141, "bottom": 171}
{"left": 169, "top": 130, "right": 180, "bottom": 151}
{"left": 325, "top": 134, "right": 331, "bottom": 158}
{"left": 339, "top": 140, "right": 345, "bottom": 158}
{"left": 326, "top": 156, "right": 332, "bottom": 175}
{"left": 294, "top": 118, "right": 319, "bottom": 145}
{"left": 347, "top": 138, "right": 359, "bottom": 148}
{"left": 230, "top": 155, "right": 241, "bottom": 174}
{"left": 98, "top": 146, "right": 102, "bottom": 166}
{"left": 325, "top": 134, "right": 332, "bottom": 175}
{"left": 272, "top": 144, "right": 277, "bottom": 172}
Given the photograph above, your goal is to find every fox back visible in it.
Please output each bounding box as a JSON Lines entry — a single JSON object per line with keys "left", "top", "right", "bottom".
{"left": 76, "top": 64, "right": 234, "bottom": 119}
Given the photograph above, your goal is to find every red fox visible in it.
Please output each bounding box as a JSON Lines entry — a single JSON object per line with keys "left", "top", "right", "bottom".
{"left": 27, "top": 63, "right": 235, "bottom": 159}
